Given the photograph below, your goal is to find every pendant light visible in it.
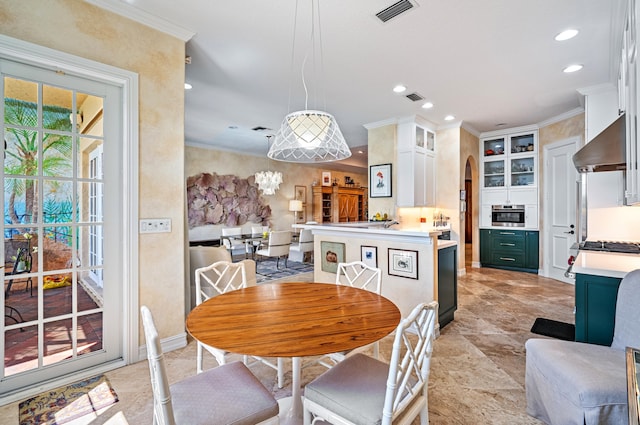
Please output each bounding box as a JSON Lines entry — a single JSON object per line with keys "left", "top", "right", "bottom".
{"left": 255, "top": 135, "right": 283, "bottom": 195}
{"left": 268, "top": 0, "right": 351, "bottom": 163}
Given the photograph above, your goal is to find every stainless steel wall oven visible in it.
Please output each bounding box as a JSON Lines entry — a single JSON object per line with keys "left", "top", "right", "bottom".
{"left": 491, "top": 205, "right": 525, "bottom": 227}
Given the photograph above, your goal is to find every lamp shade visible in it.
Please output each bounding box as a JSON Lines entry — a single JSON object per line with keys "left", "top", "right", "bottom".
{"left": 269, "top": 110, "right": 352, "bottom": 163}
{"left": 289, "top": 199, "right": 303, "bottom": 212}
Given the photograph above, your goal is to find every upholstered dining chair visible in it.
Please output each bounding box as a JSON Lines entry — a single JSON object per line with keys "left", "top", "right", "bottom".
{"left": 140, "top": 306, "right": 279, "bottom": 425}
{"left": 255, "top": 230, "right": 292, "bottom": 269}
{"left": 195, "top": 260, "right": 285, "bottom": 388}
{"left": 220, "top": 226, "right": 248, "bottom": 257}
{"left": 288, "top": 228, "right": 314, "bottom": 263}
{"left": 314, "top": 261, "right": 382, "bottom": 369}
{"left": 525, "top": 268, "right": 640, "bottom": 425}
{"left": 303, "top": 301, "right": 438, "bottom": 425}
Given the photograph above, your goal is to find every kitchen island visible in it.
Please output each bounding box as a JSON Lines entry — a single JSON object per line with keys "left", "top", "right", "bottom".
{"left": 295, "top": 222, "right": 446, "bottom": 318}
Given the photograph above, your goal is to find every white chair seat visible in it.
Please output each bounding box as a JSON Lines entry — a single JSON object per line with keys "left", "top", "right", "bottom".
{"left": 171, "top": 361, "right": 279, "bottom": 425}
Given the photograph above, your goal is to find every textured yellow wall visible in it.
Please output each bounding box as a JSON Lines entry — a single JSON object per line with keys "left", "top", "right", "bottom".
{"left": 367, "top": 124, "right": 397, "bottom": 219}
{"left": 0, "top": 0, "right": 187, "bottom": 340}
{"left": 459, "top": 127, "right": 480, "bottom": 268}
{"left": 186, "top": 146, "right": 367, "bottom": 228}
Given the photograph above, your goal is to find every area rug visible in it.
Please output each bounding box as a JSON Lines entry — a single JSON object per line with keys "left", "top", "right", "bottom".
{"left": 531, "top": 317, "right": 575, "bottom": 341}
{"left": 255, "top": 258, "right": 314, "bottom": 284}
{"left": 19, "top": 374, "right": 118, "bottom": 425}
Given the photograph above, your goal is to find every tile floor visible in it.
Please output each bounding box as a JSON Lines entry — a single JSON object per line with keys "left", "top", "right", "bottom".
{"left": 0, "top": 259, "right": 575, "bottom": 424}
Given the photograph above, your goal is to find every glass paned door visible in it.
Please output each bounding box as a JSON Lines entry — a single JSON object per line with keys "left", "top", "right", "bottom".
{"left": 1, "top": 59, "right": 122, "bottom": 394}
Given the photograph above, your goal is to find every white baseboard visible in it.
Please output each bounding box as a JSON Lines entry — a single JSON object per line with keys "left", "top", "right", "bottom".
{"left": 138, "top": 332, "right": 187, "bottom": 361}
{"left": 471, "top": 261, "right": 481, "bottom": 268}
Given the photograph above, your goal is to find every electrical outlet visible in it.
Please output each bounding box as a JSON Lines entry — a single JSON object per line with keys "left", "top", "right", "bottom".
{"left": 140, "top": 218, "right": 172, "bottom": 234}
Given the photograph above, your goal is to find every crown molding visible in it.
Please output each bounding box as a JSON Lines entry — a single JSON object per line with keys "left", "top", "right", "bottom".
{"left": 537, "top": 107, "right": 584, "bottom": 128}
{"left": 84, "top": 0, "right": 195, "bottom": 41}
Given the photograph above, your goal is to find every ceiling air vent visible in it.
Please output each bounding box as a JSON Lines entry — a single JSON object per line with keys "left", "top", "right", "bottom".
{"left": 406, "top": 92, "right": 424, "bottom": 102}
{"left": 376, "top": 0, "right": 416, "bottom": 23}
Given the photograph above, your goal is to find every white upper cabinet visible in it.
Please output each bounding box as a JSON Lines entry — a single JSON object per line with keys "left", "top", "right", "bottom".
{"left": 397, "top": 119, "right": 436, "bottom": 207}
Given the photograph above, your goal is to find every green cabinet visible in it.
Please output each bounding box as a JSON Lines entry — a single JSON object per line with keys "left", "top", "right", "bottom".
{"left": 575, "top": 273, "right": 622, "bottom": 346}
{"left": 479, "top": 229, "right": 539, "bottom": 273}
{"left": 438, "top": 245, "right": 457, "bottom": 328}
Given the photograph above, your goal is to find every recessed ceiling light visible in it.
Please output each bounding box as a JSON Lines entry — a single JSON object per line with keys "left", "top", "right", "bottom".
{"left": 184, "top": 83, "right": 193, "bottom": 90}
{"left": 421, "top": 102, "right": 434, "bottom": 109}
{"left": 444, "top": 115, "right": 455, "bottom": 121}
{"left": 357, "top": 150, "right": 364, "bottom": 154}
{"left": 563, "top": 64, "right": 583, "bottom": 73}
{"left": 555, "top": 29, "right": 579, "bottom": 41}
{"left": 393, "top": 85, "right": 407, "bottom": 93}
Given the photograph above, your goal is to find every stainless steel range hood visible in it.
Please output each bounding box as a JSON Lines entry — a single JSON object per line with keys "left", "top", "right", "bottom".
{"left": 572, "top": 113, "right": 626, "bottom": 173}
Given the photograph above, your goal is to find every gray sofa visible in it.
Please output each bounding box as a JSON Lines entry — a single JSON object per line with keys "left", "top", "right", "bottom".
{"left": 525, "top": 268, "right": 640, "bottom": 425}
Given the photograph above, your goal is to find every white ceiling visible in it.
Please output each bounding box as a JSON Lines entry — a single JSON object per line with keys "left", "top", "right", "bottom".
{"left": 95, "top": 0, "right": 625, "bottom": 172}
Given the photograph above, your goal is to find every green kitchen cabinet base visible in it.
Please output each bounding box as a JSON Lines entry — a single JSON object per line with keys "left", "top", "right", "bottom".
{"left": 479, "top": 229, "right": 539, "bottom": 273}
{"left": 575, "top": 273, "right": 622, "bottom": 346}
{"left": 438, "top": 245, "right": 457, "bottom": 328}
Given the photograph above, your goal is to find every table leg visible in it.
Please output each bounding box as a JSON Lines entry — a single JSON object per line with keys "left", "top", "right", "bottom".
{"left": 280, "top": 356, "right": 303, "bottom": 425}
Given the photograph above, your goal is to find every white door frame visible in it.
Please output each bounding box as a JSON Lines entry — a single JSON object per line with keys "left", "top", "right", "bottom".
{"left": 0, "top": 34, "right": 139, "bottom": 403}
{"left": 542, "top": 136, "right": 580, "bottom": 282}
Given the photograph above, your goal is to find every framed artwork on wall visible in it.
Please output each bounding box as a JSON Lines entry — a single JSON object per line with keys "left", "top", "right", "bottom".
{"left": 321, "top": 241, "right": 345, "bottom": 273}
{"left": 361, "top": 245, "right": 377, "bottom": 268}
{"left": 370, "top": 163, "right": 392, "bottom": 198}
{"left": 322, "top": 171, "right": 332, "bottom": 186}
{"left": 388, "top": 248, "right": 418, "bottom": 279}
{"left": 294, "top": 185, "right": 307, "bottom": 222}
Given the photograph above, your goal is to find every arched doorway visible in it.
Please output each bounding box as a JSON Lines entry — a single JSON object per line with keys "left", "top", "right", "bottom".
{"left": 463, "top": 156, "right": 478, "bottom": 270}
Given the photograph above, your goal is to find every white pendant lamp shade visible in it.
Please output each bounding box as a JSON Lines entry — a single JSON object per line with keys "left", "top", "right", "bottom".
{"left": 254, "top": 170, "right": 283, "bottom": 195}
{"left": 268, "top": 110, "right": 352, "bottom": 163}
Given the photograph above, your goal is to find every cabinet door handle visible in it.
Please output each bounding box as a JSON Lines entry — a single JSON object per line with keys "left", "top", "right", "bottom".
{"left": 499, "top": 257, "right": 516, "bottom": 261}
{"left": 500, "top": 243, "right": 516, "bottom": 246}
{"left": 499, "top": 232, "right": 516, "bottom": 235}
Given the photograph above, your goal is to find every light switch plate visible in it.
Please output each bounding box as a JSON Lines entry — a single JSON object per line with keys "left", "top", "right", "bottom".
{"left": 140, "top": 218, "right": 171, "bottom": 233}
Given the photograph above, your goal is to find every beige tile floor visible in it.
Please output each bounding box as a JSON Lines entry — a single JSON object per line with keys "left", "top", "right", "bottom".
{"left": 0, "top": 261, "right": 575, "bottom": 424}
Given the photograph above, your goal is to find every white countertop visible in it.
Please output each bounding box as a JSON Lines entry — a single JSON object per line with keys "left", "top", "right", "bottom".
{"left": 437, "top": 240, "right": 457, "bottom": 250}
{"left": 573, "top": 251, "right": 640, "bottom": 279}
{"left": 294, "top": 222, "right": 441, "bottom": 238}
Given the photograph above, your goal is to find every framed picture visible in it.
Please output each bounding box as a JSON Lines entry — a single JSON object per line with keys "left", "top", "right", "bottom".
{"left": 370, "top": 163, "right": 392, "bottom": 198}
{"left": 321, "top": 241, "right": 345, "bottom": 273}
{"left": 322, "top": 171, "right": 332, "bottom": 186}
{"left": 361, "top": 245, "right": 377, "bottom": 268}
{"left": 388, "top": 248, "right": 418, "bottom": 279}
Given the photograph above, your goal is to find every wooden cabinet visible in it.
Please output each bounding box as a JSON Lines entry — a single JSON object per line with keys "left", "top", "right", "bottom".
{"left": 312, "top": 186, "right": 367, "bottom": 223}
{"left": 438, "top": 245, "right": 457, "bottom": 328}
{"left": 397, "top": 119, "right": 436, "bottom": 207}
{"left": 479, "top": 229, "right": 539, "bottom": 273}
{"left": 575, "top": 273, "right": 622, "bottom": 346}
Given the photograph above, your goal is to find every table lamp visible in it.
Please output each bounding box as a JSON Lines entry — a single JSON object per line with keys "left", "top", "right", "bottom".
{"left": 289, "top": 199, "right": 303, "bottom": 227}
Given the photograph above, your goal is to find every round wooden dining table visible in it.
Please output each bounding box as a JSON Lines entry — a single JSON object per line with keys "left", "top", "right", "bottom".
{"left": 186, "top": 281, "right": 401, "bottom": 425}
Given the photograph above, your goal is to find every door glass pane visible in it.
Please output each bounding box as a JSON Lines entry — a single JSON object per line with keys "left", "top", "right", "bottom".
{"left": 484, "top": 160, "right": 505, "bottom": 187}
{"left": 4, "top": 129, "right": 38, "bottom": 177}
{"left": 4, "top": 77, "right": 38, "bottom": 126}
{"left": 44, "top": 278, "right": 72, "bottom": 318}
{"left": 4, "top": 178, "right": 38, "bottom": 224}
{"left": 78, "top": 312, "right": 103, "bottom": 355}
{"left": 43, "top": 226, "right": 72, "bottom": 272}
{"left": 43, "top": 318, "right": 73, "bottom": 366}
{"left": 4, "top": 325, "right": 38, "bottom": 376}
{"left": 43, "top": 132, "right": 73, "bottom": 178}
{"left": 42, "top": 85, "right": 72, "bottom": 132}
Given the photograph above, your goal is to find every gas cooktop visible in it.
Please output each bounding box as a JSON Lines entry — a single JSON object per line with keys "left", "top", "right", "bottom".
{"left": 580, "top": 240, "right": 640, "bottom": 254}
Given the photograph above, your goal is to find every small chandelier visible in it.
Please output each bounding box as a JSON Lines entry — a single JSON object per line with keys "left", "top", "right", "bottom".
{"left": 269, "top": 0, "right": 351, "bottom": 163}
{"left": 255, "top": 135, "right": 283, "bottom": 195}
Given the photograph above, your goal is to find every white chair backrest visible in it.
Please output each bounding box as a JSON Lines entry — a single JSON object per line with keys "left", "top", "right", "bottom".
{"left": 141, "top": 306, "right": 176, "bottom": 425}
{"left": 266, "top": 230, "right": 292, "bottom": 256}
{"left": 221, "top": 227, "right": 243, "bottom": 250}
{"left": 335, "top": 261, "right": 382, "bottom": 294}
{"left": 252, "top": 225, "right": 269, "bottom": 236}
{"left": 195, "top": 261, "right": 247, "bottom": 305}
{"left": 297, "top": 229, "right": 314, "bottom": 252}
{"left": 383, "top": 301, "right": 438, "bottom": 425}
{"left": 611, "top": 268, "right": 640, "bottom": 350}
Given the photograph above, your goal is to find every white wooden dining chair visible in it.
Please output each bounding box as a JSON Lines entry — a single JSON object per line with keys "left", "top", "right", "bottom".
{"left": 288, "top": 228, "right": 314, "bottom": 263}
{"left": 141, "top": 306, "right": 279, "bottom": 425}
{"left": 303, "top": 301, "right": 438, "bottom": 425}
{"left": 255, "top": 230, "right": 292, "bottom": 269}
{"left": 195, "top": 260, "right": 285, "bottom": 388}
{"left": 314, "top": 261, "right": 382, "bottom": 369}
